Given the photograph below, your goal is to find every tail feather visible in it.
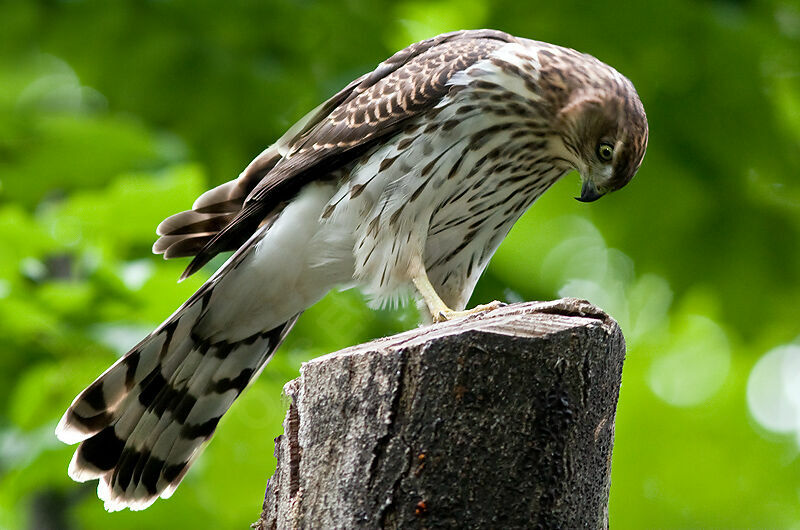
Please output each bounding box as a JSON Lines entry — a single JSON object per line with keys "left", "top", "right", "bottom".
{"left": 64, "top": 329, "right": 198, "bottom": 485}
{"left": 55, "top": 319, "right": 178, "bottom": 446}
{"left": 57, "top": 182, "right": 339, "bottom": 511}
{"left": 57, "top": 280, "right": 299, "bottom": 511}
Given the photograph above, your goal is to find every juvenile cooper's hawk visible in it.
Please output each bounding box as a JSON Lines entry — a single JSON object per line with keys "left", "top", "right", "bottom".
{"left": 57, "top": 29, "right": 648, "bottom": 510}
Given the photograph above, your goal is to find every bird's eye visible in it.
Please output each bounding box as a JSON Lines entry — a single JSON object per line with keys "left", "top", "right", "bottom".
{"left": 596, "top": 142, "right": 614, "bottom": 162}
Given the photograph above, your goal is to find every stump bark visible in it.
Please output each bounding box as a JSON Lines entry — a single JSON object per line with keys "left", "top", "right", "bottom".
{"left": 256, "top": 298, "right": 625, "bottom": 529}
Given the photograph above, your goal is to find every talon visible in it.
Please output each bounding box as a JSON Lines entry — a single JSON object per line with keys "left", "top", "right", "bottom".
{"left": 480, "top": 300, "right": 506, "bottom": 312}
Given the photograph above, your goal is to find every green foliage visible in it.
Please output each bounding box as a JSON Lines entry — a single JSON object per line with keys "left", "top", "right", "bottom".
{"left": 1, "top": 0, "right": 798, "bottom": 527}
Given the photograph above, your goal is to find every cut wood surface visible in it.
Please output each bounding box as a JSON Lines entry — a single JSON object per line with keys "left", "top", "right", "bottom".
{"left": 256, "top": 298, "right": 626, "bottom": 529}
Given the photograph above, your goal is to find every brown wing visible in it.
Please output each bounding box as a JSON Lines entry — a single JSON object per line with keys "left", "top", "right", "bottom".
{"left": 155, "top": 29, "right": 516, "bottom": 279}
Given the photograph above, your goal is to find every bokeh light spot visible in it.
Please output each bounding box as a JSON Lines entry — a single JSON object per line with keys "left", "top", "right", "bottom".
{"left": 747, "top": 344, "right": 800, "bottom": 437}
{"left": 647, "top": 315, "right": 731, "bottom": 407}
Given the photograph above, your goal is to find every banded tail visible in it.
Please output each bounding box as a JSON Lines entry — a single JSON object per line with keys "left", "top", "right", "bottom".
{"left": 55, "top": 281, "right": 298, "bottom": 511}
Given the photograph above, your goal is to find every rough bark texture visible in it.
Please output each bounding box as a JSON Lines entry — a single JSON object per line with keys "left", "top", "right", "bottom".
{"left": 256, "top": 298, "right": 625, "bottom": 529}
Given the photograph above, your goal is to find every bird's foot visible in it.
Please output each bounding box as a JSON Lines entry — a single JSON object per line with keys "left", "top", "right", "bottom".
{"left": 433, "top": 300, "right": 507, "bottom": 323}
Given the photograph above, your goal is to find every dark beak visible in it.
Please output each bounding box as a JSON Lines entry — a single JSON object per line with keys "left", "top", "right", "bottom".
{"left": 575, "top": 180, "right": 605, "bottom": 203}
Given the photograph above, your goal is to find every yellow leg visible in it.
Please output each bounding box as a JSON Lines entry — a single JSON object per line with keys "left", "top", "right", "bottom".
{"left": 410, "top": 260, "right": 505, "bottom": 323}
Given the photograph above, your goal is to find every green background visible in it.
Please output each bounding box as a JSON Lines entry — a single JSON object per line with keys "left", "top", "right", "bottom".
{"left": 2, "top": 0, "right": 799, "bottom": 527}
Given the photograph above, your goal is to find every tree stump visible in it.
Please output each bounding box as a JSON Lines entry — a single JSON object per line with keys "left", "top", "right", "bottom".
{"left": 256, "top": 298, "right": 625, "bottom": 529}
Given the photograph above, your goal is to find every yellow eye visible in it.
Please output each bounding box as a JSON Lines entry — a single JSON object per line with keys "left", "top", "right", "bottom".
{"left": 597, "top": 142, "right": 614, "bottom": 162}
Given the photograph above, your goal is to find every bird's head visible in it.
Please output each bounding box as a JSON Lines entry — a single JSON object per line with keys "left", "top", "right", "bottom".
{"left": 552, "top": 76, "right": 649, "bottom": 202}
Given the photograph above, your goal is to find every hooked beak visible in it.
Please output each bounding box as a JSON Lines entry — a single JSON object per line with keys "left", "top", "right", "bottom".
{"left": 575, "top": 179, "right": 605, "bottom": 203}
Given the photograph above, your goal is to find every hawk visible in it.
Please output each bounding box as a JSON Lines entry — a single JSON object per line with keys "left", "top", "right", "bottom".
{"left": 56, "top": 29, "right": 648, "bottom": 511}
